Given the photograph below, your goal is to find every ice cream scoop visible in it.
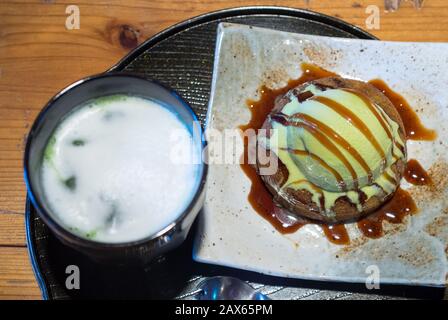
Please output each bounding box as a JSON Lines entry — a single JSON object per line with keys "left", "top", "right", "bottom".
{"left": 273, "top": 84, "right": 402, "bottom": 192}
{"left": 258, "top": 77, "right": 407, "bottom": 222}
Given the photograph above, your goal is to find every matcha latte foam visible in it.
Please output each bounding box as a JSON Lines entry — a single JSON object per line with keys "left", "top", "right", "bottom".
{"left": 41, "top": 95, "right": 200, "bottom": 243}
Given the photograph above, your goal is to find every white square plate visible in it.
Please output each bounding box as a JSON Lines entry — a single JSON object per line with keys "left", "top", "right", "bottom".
{"left": 193, "top": 23, "right": 448, "bottom": 286}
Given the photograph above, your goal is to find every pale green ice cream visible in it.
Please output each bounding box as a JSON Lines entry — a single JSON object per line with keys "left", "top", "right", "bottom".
{"left": 264, "top": 84, "right": 405, "bottom": 215}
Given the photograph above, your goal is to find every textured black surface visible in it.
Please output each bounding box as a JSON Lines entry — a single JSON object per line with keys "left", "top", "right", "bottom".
{"left": 25, "top": 7, "right": 445, "bottom": 300}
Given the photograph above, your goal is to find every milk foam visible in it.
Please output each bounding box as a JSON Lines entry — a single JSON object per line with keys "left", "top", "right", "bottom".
{"left": 41, "top": 95, "right": 200, "bottom": 243}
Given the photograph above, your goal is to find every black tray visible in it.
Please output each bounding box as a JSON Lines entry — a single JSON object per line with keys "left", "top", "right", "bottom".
{"left": 25, "top": 6, "right": 445, "bottom": 300}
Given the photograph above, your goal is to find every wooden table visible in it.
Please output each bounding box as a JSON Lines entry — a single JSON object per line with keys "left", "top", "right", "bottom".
{"left": 0, "top": 0, "right": 447, "bottom": 300}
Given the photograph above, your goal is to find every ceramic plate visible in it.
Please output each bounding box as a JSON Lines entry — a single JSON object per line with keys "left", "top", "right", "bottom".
{"left": 194, "top": 23, "right": 448, "bottom": 287}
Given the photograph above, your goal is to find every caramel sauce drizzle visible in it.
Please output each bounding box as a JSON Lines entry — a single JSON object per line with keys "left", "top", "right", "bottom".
{"left": 404, "top": 159, "right": 432, "bottom": 186}
{"left": 383, "top": 171, "right": 396, "bottom": 185}
{"left": 357, "top": 160, "right": 430, "bottom": 238}
{"left": 342, "top": 88, "right": 394, "bottom": 141}
{"left": 240, "top": 63, "right": 434, "bottom": 245}
{"left": 395, "top": 140, "right": 404, "bottom": 153}
{"left": 292, "top": 112, "right": 373, "bottom": 183}
{"left": 357, "top": 188, "right": 417, "bottom": 238}
{"left": 321, "top": 224, "right": 350, "bottom": 245}
{"left": 275, "top": 113, "right": 357, "bottom": 189}
{"left": 240, "top": 65, "right": 337, "bottom": 134}
{"left": 368, "top": 79, "right": 437, "bottom": 141}
{"left": 392, "top": 140, "right": 405, "bottom": 160}
{"left": 311, "top": 95, "right": 386, "bottom": 159}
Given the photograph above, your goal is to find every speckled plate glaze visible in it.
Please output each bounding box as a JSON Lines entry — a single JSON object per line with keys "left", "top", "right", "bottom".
{"left": 26, "top": 6, "right": 445, "bottom": 299}
{"left": 194, "top": 22, "right": 448, "bottom": 288}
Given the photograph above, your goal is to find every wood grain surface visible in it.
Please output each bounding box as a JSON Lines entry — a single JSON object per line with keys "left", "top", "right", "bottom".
{"left": 0, "top": 0, "right": 447, "bottom": 300}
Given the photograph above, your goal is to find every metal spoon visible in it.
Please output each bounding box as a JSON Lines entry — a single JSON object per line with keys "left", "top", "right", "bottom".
{"left": 194, "top": 276, "right": 270, "bottom": 300}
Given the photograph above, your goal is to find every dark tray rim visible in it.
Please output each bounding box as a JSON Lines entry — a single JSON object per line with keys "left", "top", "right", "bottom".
{"left": 109, "top": 5, "right": 377, "bottom": 72}
{"left": 25, "top": 5, "right": 377, "bottom": 300}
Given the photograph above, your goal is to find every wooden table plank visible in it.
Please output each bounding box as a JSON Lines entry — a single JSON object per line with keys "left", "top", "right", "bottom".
{"left": 0, "top": 213, "right": 25, "bottom": 247}
{"left": 0, "top": 247, "right": 42, "bottom": 299}
{"left": 0, "top": 0, "right": 447, "bottom": 300}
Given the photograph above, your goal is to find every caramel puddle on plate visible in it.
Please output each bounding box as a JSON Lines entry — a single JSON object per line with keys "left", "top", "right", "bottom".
{"left": 240, "top": 63, "right": 436, "bottom": 245}
{"left": 368, "top": 79, "right": 437, "bottom": 141}
{"left": 404, "top": 158, "right": 433, "bottom": 186}
{"left": 356, "top": 187, "right": 418, "bottom": 239}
